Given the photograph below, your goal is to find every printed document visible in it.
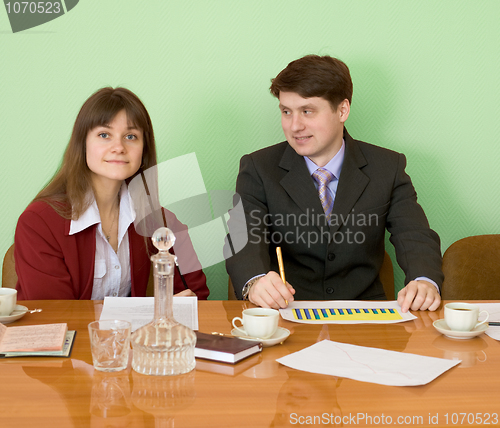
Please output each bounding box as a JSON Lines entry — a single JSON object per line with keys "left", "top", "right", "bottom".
{"left": 100, "top": 297, "right": 198, "bottom": 332}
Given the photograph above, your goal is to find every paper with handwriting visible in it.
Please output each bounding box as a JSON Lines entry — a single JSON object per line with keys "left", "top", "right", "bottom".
{"left": 276, "top": 340, "right": 460, "bottom": 386}
{"left": 0, "top": 323, "right": 67, "bottom": 353}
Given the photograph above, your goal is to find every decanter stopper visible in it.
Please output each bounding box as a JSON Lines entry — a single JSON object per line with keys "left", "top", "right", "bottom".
{"left": 131, "top": 227, "right": 196, "bottom": 376}
{"left": 152, "top": 227, "right": 176, "bottom": 252}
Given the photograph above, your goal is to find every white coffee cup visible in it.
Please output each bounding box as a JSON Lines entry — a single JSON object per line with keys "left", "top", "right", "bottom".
{"left": 0, "top": 288, "right": 17, "bottom": 316}
{"left": 444, "top": 302, "right": 489, "bottom": 332}
{"left": 232, "top": 308, "right": 279, "bottom": 339}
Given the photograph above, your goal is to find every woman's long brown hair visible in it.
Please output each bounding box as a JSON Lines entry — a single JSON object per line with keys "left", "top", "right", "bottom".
{"left": 34, "top": 87, "right": 157, "bottom": 219}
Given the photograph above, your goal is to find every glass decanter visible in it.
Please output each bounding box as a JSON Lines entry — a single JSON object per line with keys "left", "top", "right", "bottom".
{"left": 131, "top": 227, "right": 196, "bottom": 376}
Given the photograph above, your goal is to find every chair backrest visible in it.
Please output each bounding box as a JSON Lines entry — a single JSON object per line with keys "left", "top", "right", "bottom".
{"left": 441, "top": 235, "right": 500, "bottom": 300}
{"left": 380, "top": 251, "right": 395, "bottom": 300}
{"left": 228, "top": 250, "right": 395, "bottom": 300}
{"left": 2, "top": 244, "right": 17, "bottom": 289}
{"left": 228, "top": 276, "right": 237, "bottom": 300}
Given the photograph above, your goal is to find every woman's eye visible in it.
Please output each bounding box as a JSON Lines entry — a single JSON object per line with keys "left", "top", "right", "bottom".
{"left": 125, "top": 134, "right": 137, "bottom": 140}
{"left": 98, "top": 132, "right": 109, "bottom": 138}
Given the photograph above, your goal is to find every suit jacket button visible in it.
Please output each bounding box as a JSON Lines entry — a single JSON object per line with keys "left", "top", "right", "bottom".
{"left": 326, "top": 287, "right": 334, "bottom": 294}
{"left": 328, "top": 253, "right": 335, "bottom": 261}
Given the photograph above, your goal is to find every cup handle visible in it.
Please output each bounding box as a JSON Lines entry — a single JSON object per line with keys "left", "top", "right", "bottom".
{"left": 475, "top": 311, "right": 489, "bottom": 328}
{"left": 232, "top": 317, "right": 247, "bottom": 336}
{"left": 477, "top": 350, "right": 487, "bottom": 363}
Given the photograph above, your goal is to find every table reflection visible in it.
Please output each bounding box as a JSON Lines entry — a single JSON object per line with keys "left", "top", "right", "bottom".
{"left": 131, "top": 370, "right": 196, "bottom": 427}
{"left": 270, "top": 368, "right": 343, "bottom": 427}
{"left": 90, "top": 370, "right": 132, "bottom": 426}
{"left": 432, "top": 335, "right": 488, "bottom": 368}
{"left": 22, "top": 359, "right": 94, "bottom": 427}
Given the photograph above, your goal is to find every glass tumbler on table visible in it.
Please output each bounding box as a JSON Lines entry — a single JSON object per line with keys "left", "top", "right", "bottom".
{"left": 88, "top": 319, "right": 132, "bottom": 372}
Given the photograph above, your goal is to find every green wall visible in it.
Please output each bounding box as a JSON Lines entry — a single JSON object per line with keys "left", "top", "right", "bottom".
{"left": 2, "top": 1, "right": 500, "bottom": 299}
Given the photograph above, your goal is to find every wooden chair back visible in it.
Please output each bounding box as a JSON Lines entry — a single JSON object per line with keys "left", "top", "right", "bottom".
{"left": 441, "top": 235, "right": 500, "bottom": 300}
{"left": 2, "top": 244, "right": 17, "bottom": 289}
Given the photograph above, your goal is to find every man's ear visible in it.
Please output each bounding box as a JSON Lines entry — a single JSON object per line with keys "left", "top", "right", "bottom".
{"left": 338, "top": 99, "right": 350, "bottom": 123}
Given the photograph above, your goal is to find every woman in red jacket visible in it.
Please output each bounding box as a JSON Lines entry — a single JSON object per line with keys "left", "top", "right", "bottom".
{"left": 14, "top": 87, "right": 209, "bottom": 300}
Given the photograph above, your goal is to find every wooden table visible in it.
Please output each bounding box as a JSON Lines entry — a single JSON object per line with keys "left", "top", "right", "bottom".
{"left": 1, "top": 300, "right": 499, "bottom": 427}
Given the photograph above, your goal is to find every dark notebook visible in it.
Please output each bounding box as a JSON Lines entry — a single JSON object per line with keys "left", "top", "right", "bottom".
{"left": 195, "top": 332, "right": 262, "bottom": 364}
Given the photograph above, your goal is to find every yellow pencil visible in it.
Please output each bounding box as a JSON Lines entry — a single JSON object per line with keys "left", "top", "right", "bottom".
{"left": 276, "top": 247, "right": 288, "bottom": 305}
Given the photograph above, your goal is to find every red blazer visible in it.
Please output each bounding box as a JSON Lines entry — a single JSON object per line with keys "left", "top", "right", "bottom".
{"left": 14, "top": 201, "right": 209, "bottom": 300}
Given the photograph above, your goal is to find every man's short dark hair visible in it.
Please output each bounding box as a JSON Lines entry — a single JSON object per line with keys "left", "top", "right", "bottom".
{"left": 270, "top": 55, "right": 353, "bottom": 110}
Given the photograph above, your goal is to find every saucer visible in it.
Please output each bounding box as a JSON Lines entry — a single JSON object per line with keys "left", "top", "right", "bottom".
{"left": 0, "top": 305, "right": 28, "bottom": 324}
{"left": 433, "top": 319, "right": 488, "bottom": 340}
{"left": 231, "top": 327, "right": 291, "bottom": 347}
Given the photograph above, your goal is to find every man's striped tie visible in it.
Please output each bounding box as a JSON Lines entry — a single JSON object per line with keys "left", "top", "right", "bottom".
{"left": 312, "top": 168, "right": 335, "bottom": 222}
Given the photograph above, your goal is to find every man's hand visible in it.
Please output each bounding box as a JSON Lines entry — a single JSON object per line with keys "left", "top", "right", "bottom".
{"left": 248, "top": 271, "right": 295, "bottom": 309}
{"left": 397, "top": 280, "right": 441, "bottom": 312}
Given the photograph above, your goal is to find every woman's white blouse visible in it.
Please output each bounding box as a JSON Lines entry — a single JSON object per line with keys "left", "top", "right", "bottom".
{"left": 69, "top": 184, "right": 136, "bottom": 300}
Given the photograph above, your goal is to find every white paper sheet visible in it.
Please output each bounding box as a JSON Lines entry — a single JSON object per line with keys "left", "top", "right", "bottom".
{"left": 99, "top": 296, "right": 198, "bottom": 332}
{"left": 276, "top": 340, "right": 460, "bottom": 386}
{"left": 280, "top": 300, "right": 417, "bottom": 324}
{"left": 477, "top": 303, "right": 500, "bottom": 341}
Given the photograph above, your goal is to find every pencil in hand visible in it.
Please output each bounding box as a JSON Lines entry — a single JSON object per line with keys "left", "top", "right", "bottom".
{"left": 276, "top": 247, "right": 288, "bottom": 305}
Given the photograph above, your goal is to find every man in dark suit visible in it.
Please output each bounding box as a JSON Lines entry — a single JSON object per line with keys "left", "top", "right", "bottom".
{"left": 225, "top": 55, "right": 443, "bottom": 312}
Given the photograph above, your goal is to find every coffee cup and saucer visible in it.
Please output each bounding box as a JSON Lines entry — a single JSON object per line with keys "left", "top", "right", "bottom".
{"left": 0, "top": 289, "right": 29, "bottom": 324}
{"left": 232, "top": 308, "right": 290, "bottom": 347}
{"left": 433, "top": 302, "right": 489, "bottom": 340}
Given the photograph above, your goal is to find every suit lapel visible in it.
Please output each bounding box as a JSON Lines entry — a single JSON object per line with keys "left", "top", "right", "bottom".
{"left": 330, "top": 131, "right": 369, "bottom": 234}
{"left": 278, "top": 144, "right": 326, "bottom": 229}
